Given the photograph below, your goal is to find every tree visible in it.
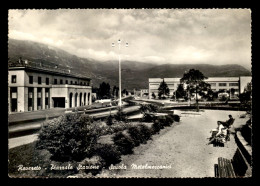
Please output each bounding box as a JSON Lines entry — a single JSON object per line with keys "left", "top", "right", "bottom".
{"left": 180, "top": 69, "right": 209, "bottom": 112}
{"left": 92, "top": 87, "right": 100, "bottom": 100}
{"left": 112, "top": 86, "right": 119, "bottom": 98}
{"left": 239, "top": 82, "right": 252, "bottom": 111}
{"left": 99, "top": 82, "right": 111, "bottom": 99}
{"left": 158, "top": 79, "right": 170, "bottom": 99}
{"left": 175, "top": 84, "right": 187, "bottom": 99}
{"left": 122, "top": 89, "right": 128, "bottom": 96}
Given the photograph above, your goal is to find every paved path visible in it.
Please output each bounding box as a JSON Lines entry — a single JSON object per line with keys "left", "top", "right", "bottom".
{"left": 98, "top": 110, "right": 249, "bottom": 178}
{"left": 8, "top": 134, "right": 39, "bottom": 149}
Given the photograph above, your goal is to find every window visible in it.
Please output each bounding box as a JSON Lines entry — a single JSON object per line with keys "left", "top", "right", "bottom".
{"left": 29, "top": 76, "right": 33, "bottom": 84}
{"left": 219, "top": 83, "right": 227, "bottom": 86}
{"left": 209, "top": 83, "right": 216, "bottom": 87}
{"left": 70, "top": 81, "right": 73, "bottom": 85}
{"left": 54, "top": 79, "right": 57, "bottom": 85}
{"left": 75, "top": 81, "right": 77, "bottom": 85}
{"left": 65, "top": 80, "right": 68, "bottom": 84}
{"left": 80, "top": 82, "right": 82, "bottom": 85}
{"left": 38, "top": 77, "right": 42, "bottom": 84}
{"left": 11, "top": 75, "right": 16, "bottom": 83}
{"left": 229, "top": 83, "right": 239, "bottom": 86}
{"left": 46, "top": 78, "right": 49, "bottom": 85}
{"left": 60, "top": 79, "right": 63, "bottom": 84}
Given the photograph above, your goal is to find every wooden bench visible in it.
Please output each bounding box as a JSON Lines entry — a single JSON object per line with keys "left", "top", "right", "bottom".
{"left": 214, "top": 148, "right": 249, "bottom": 177}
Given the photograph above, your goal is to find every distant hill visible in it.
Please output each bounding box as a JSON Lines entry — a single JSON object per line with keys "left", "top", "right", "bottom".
{"left": 8, "top": 39, "right": 251, "bottom": 90}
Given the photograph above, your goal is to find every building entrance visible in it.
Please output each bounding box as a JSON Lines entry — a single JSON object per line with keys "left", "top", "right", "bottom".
{"left": 53, "top": 97, "right": 65, "bottom": 108}
{"left": 11, "top": 99, "right": 17, "bottom": 112}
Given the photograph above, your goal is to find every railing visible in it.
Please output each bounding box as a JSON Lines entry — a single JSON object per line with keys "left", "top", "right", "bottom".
{"left": 8, "top": 60, "right": 90, "bottom": 79}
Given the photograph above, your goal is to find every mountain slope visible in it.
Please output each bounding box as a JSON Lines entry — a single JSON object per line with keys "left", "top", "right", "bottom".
{"left": 8, "top": 39, "right": 251, "bottom": 90}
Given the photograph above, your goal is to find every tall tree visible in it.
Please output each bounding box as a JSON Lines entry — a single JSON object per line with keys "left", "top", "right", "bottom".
{"left": 239, "top": 82, "right": 252, "bottom": 108}
{"left": 158, "top": 79, "right": 170, "bottom": 99}
{"left": 112, "top": 86, "right": 119, "bottom": 98}
{"left": 99, "top": 82, "right": 111, "bottom": 99}
{"left": 180, "top": 69, "right": 208, "bottom": 111}
{"left": 175, "top": 84, "right": 186, "bottom": 99}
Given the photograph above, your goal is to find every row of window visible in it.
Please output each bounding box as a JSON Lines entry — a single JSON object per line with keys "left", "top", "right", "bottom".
{"left": 11, "top": 75, "right": 89, "bottom": 86}
{"left": 209, "top": 83, "right": 239, "bottom": 87}
{"left": 149, "top": 82, "right": 239, "bottom": 87}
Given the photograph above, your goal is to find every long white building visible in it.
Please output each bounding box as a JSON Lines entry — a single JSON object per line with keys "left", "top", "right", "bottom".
{"left": 148, "top": 76, "right": 251, "bottom": 99}
{"left": 8, "top": 59, "right": 92, "bottom": 113}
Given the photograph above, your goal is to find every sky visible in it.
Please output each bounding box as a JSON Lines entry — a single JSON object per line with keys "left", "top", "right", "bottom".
{"left": 8, "top": 9, "right": 251, "bottom": 70}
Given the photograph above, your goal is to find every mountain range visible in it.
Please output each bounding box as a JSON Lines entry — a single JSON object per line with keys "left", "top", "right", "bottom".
{"left": 8, "top": 39, "right": 251, "bottom": 90}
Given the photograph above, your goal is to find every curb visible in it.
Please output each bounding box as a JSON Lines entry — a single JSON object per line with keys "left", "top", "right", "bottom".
{"left": 235, "top": 131, "right": 252, "bottom": 166}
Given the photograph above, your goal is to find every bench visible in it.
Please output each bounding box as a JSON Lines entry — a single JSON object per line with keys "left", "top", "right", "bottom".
{"left": 214, "top": 148, "right": 249, "bottom": 177}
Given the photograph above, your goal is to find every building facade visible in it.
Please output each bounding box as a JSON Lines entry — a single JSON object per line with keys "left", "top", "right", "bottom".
{"left": 148, "top": 77, "right": 251, "bottom": 99}
{"left": 8, "top": 60, "right": 92, "bottom": 113}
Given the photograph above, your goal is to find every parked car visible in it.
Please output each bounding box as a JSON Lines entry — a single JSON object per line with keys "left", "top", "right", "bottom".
{"left": 177, "top": 98, "right": 185, "bottom": 102}
{"left": 218, "top": 92, "right": 229, "bottom": 99}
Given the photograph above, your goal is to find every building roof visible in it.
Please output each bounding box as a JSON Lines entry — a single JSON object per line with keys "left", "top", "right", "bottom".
{"left": 149, "top": 77, "right": 242, "bottom": 83}
{"left": 8, "top": 60, "right": 91, "bottom": 80}
{"left": 205, "top": 77, "right": 239, "bottom": 82}
{"left": 149, "top": 78, "right": 181, "bottom": 82}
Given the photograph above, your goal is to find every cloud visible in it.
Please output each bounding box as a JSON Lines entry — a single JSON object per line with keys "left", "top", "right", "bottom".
{"left": 8, "top": 9, "right": 251, "bottom": 70}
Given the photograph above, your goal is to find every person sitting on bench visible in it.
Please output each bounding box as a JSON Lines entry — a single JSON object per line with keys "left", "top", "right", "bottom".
{"left": 217, "top": 115, "right": 234, "bottom": 128}
{"left": 207, "top": 122, "right": 228, "bottom": 145}
{"left": 217, "top": 114, "right": 235, "bottom": 141}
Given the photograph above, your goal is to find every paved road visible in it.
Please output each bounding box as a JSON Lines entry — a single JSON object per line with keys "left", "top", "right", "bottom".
{"left": 97, "top": 110, "right": 249, "bottom": 178}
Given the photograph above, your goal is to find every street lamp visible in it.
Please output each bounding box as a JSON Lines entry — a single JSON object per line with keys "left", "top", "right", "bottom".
{"left": 112, "top": 39, "right": 128, "bottom": 108}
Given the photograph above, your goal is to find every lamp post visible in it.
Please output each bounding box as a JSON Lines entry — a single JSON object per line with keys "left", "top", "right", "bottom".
{"left": 112, "top": 39, "right": 128, "bottom": 108}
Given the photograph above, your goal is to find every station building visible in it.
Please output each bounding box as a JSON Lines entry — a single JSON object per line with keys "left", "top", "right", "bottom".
{"left": 8, "top": 59, "right": 92, "bottom": 113}
{"left": 148, "top": 76, "right": 251, "bottom": 99}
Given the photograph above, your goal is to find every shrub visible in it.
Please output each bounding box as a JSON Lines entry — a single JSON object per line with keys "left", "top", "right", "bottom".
{"left": 36, "top": 113, "right": 101, "bottom": 161}
{"left": 140, "top": 104, "right": 159, "bottom": 114}
{"left": 163, "top": 115, "right": 174, "bottom": 127}
{"left": 172, "top": 114, "right": 180, "bottom": 122}
{"left": 138, "top": 124, "right": 152, "bottom": 141}
{"left": 114, "top": 108, "right": 128, "bottom": 122}
{"left": 142, "top": 113, "right": 155, "bottom": 122}
{"left": 113, "top": 132, "right": 135, "bottom": 155}
{"left": 127, "top": 126, "right": 144, "bottom": 146}
{"left": 93, "top": 144, "right": 121, "bottom": 168}
{"left": 106, "top": 115, "right": 114, "bottom": 126}
{"left": 109, "top": 121, "right": 132, "bottom": 134}
{"left": 151, "top": 119, "right": 163, "bottom": 134}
